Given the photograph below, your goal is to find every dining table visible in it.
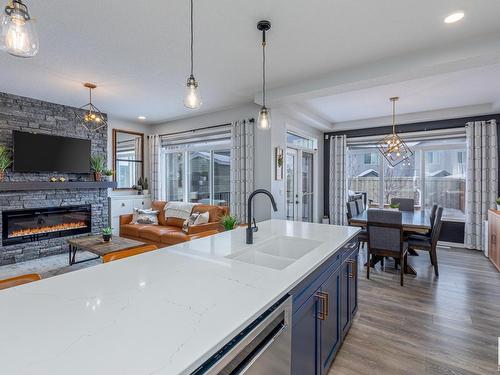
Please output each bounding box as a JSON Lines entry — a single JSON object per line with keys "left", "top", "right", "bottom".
{"left": 350, "top": 209, "right": 432, "bottom": 276}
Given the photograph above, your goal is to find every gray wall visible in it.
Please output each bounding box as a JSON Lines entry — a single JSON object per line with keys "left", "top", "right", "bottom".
{"left": 0, "top": 92, "right": 109, "bottom": 265}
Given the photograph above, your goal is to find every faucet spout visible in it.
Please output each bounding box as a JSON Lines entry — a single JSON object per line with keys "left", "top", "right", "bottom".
{"left": 246, "top": 189, "right": 278, "bottom": 244}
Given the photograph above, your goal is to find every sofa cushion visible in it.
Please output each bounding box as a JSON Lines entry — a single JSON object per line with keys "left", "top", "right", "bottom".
{"left": 151, "top": 201, "right": 168, "bottom": 226}
{"left": 120, "top": 224, "right": 150, "bottom": 237}
{"left": 160, "top": 231, "right": 190, "bottom": 245}
{"left": 139, "top": 225, "right": 179, "bottom": 243}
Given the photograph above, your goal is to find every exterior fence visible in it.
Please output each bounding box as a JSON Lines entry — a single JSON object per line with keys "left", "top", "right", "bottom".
{"left": 349, "top": 177, "right": 465, "bottom": 211}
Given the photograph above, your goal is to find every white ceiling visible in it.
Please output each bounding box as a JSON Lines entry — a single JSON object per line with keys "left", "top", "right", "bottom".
{"left": 1, "top": 0, "right": 500, "bottom": 125}
{"left": 305, "top": 64, "right": 500, "bottom": 123}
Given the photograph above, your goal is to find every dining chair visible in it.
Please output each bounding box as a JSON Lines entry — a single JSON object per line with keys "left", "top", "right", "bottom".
{"left": 367, "top": 209, "right": 408, "bottom": 286}
{"left": 346, "top": 201, "right": 358, "bottom": 223}
{"left": 355, "top": 198, "right": 365, "bottom": 214}
{"left": 391, "top": 198, "right": 415, "bottom": 212}
{"left": 102, "top": 244, "right": 158, "bottom": 263}
{"left": 0, "top": 273, "right": 41, "bottom": 291}
{"left": 429, "top": 204, "right": 438, "bottom": 229}
{"left": 407, "top": 207, "right": 443, "bottom": 276}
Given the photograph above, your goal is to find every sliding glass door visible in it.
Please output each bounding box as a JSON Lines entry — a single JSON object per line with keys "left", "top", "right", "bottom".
{"left": 164, "top": 139, "right": 231, "bottom": 207}
{"left": 346, "top": 138, "right": 466, "bottom": 219}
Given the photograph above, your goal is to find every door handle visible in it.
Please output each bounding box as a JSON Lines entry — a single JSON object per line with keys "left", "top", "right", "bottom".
{"left": 315, "top": 291, "right": 329, "bottom": 320}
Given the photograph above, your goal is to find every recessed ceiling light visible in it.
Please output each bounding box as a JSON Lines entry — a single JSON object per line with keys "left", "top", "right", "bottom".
{"left": 137, "top": 116, "right": 146, "bottom": 120}
{"left": 444, "top": 11, "right": 464, "bottom": 24}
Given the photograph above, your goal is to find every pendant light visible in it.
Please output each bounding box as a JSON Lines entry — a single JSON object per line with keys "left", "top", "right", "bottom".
{"left": 184, "top": 0, "right": 201, "bottom": 109}
{"left": 0, "top": 0, "right": 39, "bottom": 57}
{"left": 77, "top": 83, "right": 107, "bottom": 132}
{"left": 377, "top": 97, "right": 413, "bottom": 167}
{"left": 257, "top": 20, "right": 271, "bottom": 130}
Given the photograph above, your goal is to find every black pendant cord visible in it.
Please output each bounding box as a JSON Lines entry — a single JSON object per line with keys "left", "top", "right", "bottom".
{"left": 262, "top": 34, "right": 266, "bottom": 107}
{"left": 190, "top": 0, "right": 194, "bottom": 77}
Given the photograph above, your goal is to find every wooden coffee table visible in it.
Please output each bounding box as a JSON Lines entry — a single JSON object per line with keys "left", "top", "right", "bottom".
{"left": 67, "top": 235, "right": 147, "bottom": 265}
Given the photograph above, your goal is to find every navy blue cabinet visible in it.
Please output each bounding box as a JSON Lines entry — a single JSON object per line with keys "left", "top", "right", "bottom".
{"left": 291, "top": 292, "right": 319, "bottom": 375}
{"left": 318, "top": 266, "right": 341, "bottom": 374}
{"left": 291, "top": 240, "right": 359, "bottom": 375}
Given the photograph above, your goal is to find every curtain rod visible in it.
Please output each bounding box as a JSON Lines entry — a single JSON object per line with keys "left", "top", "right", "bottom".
{"left": 158, "top": 118, "right": 255, "bottom": 138}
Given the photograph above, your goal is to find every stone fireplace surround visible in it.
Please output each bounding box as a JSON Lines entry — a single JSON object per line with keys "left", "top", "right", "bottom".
{"left": 0, "top": 92, "right": 109, "bottom": 265}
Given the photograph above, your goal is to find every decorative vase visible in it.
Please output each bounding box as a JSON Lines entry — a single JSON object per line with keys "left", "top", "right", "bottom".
{"left": 102, "top": 233, "right": 112, "bottom": 242}
{"left": 94, "top": 172, "right": 102, "bottom": 181}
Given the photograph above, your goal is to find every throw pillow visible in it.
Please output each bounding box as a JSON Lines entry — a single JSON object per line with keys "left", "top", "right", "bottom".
{"left": 182, "top": 211, "right": 209, "bottom": 233}
{"left": 131, "top": 208, "right": 159, "bottom": 225}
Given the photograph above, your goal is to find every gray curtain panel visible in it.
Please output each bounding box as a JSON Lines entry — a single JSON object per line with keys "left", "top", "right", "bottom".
{"left": 464, "top": 120, "right": 498, "bottom": 250}
{"left": 230, "top": 119, "right": 254, "bottom": 224}
{"left": 329, "top": 135, "right": 348, "bottom": 225}
{"left": 148, "top": 135, "right": 165, "bottom": 201}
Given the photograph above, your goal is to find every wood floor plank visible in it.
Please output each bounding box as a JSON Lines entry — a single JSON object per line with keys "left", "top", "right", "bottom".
{"left": 328, "top": 246, "right": 500, "bottom": 375}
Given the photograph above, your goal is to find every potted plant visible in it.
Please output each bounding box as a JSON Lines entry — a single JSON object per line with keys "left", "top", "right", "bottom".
{"left": 496, "top": 197, "right": 500, "bottom": 210}
{"left": 0, "top": 145, "right": 12, "bottom": 182}
{"left": 142, "top": 177, "right": 149, "bottom": 194}
{"left": 103, "top": 169, "right": 114, "bottom": 181}
{"left": 221, "top": 215, "right": 238, "bottom": 231}
{"left": 102, "top": 227, "right": 113, "bottom": 242}
{"left": 389, "top": 202, "right": 400, "bottom": 210}
{"left": 90, "top": 155, "right": 106, "bottom": 181}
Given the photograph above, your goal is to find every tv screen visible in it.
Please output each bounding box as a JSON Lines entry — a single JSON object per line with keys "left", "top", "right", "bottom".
{"left": 13, "top": 131, "right": 91, "bottom": 173}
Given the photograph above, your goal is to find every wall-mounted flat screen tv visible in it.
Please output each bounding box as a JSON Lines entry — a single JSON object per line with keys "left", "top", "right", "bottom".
{"left": 13, "top": 131, "right": 91, "bottom": 173}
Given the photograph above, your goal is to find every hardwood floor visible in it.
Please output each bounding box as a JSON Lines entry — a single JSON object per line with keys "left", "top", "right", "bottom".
{"left": 329, "top": 246, "right": 500, "bottom": 375}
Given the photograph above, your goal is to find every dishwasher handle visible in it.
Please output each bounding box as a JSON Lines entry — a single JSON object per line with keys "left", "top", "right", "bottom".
{"left": 238, "top": 322, "right": 288, "bottom": 374}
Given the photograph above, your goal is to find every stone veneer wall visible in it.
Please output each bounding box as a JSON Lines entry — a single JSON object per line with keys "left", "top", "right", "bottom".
{"left": 0, "top": 92, "right": 108, "bottom": 265}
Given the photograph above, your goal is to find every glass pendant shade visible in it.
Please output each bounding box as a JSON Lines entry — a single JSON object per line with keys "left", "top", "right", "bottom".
{"left": 184, "top": 75, "right": 202, "bottom": 109}
{"left": 258, "top": 106, "right": 271, "bottom": 130}
{"left": 0, "top": 0, "right": 39, "bottom": 57}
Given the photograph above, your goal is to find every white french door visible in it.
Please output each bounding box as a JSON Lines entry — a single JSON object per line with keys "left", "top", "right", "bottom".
{"left": 286, "top": 148, "right": 315, "bottom": 222}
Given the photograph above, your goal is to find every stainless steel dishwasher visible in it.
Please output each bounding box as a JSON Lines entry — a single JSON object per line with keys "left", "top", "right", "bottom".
{"left": 191, "top": 295, "right": 292, "bottom": 375}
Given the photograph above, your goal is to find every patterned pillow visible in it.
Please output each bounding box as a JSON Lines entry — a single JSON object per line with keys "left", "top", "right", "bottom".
{"left": 131, "top": 208, "right": 159, "bottom": 225}
{"left": 182, "top": 211, "right": 209, "bottom": 233}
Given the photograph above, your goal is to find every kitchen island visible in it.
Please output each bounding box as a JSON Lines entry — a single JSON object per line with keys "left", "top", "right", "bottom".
{"left": 0, "top": 220, "right": 359, "bottom": 375}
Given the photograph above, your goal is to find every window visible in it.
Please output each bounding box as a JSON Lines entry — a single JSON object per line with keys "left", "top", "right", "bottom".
{"left": 347, "top": 137, "right": 466, "bottom": 220}
{"left": 287, "top": 131, "right": 318, "bottom": 150}
{"left": 163, "top": 131, "right": 231, "bottom": 207}
{"left": 347, "top": 148, "right": 381, "bottom": 206}
{"left": 165, "top": 152, "right": 184, "bottom": 201}
{"left": 363, "top": 152, "right": 378, "bottom": 165}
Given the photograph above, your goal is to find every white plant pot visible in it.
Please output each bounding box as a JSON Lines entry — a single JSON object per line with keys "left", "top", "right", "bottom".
{"left": 497, "top": 204, "right": 500, "bottom": 211}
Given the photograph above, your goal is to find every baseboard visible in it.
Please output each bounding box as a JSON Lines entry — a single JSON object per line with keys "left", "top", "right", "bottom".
{"left": 437, "top": 241, "right": 465, "bottom": 249}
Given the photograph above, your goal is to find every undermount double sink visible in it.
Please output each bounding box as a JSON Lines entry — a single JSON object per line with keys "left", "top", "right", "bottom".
{"left": 226, "top": 236, "right": 323, "bottom": 270}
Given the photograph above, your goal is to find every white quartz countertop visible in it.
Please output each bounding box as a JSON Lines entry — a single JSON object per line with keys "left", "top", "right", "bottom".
{"left": 0, "top": 220, "right": 359, "bottom": 375}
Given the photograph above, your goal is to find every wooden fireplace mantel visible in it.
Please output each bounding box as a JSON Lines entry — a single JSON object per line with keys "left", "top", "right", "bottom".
{"left": 0, "top": 181, "right": 117, "bottom": 192}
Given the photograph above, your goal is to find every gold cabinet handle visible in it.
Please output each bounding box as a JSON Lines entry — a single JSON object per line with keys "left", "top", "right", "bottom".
{"left": 315, "top": 291, "right": 329, "bottom": 320}
{"left": 347, "top": 259, "right": 357, "bottom": 279}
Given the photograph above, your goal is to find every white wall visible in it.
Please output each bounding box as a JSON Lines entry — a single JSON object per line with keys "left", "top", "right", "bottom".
{"left": 151, "top": 103, "right": 272, "bottom": 222}
{"left": 270, "top": 108, "right": 324, "bottom": 223}
{"left": 107, "top": 117, "right": 152, "bottom": 196}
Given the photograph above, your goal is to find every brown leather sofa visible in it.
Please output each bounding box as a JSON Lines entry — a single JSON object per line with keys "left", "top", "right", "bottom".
{"left": 119, "top": 200, "right": 228, "bottom": 248}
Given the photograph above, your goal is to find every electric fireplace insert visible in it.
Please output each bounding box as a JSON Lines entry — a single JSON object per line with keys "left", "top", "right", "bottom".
{"left": 2, "top": 205, "right": 91, "bottom": 246}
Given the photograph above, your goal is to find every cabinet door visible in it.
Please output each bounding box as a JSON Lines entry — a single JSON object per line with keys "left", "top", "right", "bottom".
{"left": 292, "top": 292, "right": 319, "bottom": 375}
{"left": 349, "top": 250, "right": 359, "bottom": 317}
{"left": 340, "top": 258, "right": 351, "bottom": 340}
{"left": 318, "top": 267, "right": 341, "bottom": 375}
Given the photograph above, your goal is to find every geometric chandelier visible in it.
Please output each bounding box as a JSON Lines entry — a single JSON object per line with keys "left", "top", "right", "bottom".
{"left": 77, "top": 83, "right": 107, "bottom": 131}
{"left": 377, "top": 96, "right": 413, "bottom": 167}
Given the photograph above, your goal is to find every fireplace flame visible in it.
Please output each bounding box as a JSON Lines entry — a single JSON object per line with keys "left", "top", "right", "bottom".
{"left": 8, "top": 222, "right": 88, "bottom": 238}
